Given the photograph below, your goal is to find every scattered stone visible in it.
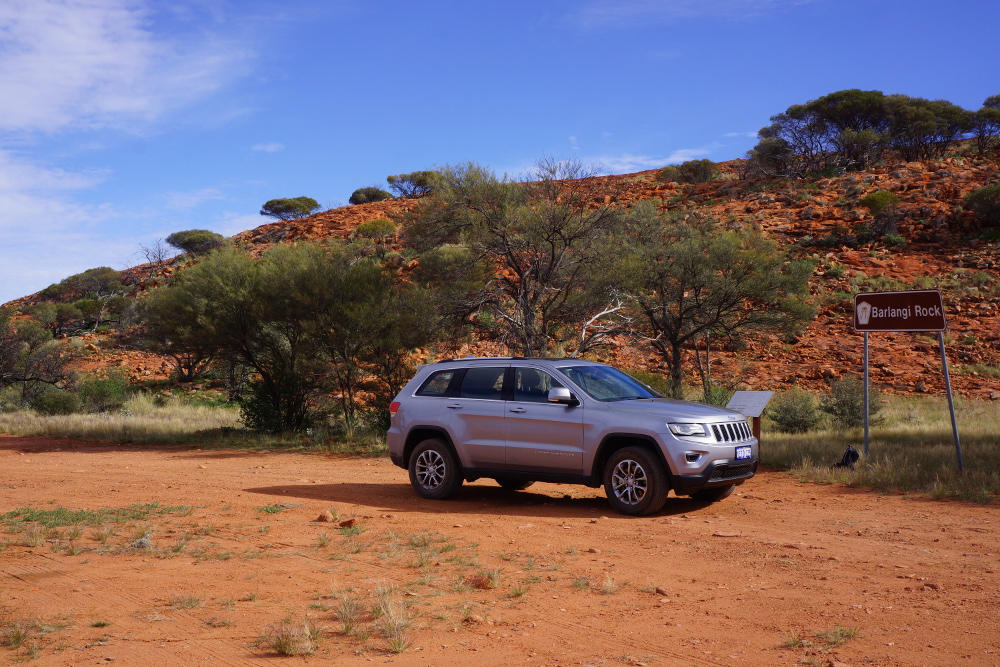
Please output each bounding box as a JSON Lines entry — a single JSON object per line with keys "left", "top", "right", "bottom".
{"left": 463, "top": 614, "right": 485, "bottom": 624}
{"left": 587, "top": 548, "right": 600, "bottom": 554}
{"left": 712, "top": 531, "right": 742, "bottom": 538}
{"left": 654, "top": 587, "right": 673, "bottom": 596}
{"left": 338, "top": 518, "right": 357, "bottom": 528}
{"left": 922, "top": 582, "right": 943, "bottom": 591}
{"left": 464, "top": 576, "right": 495, "bottom": 590}
{"left": 315, "top": 510, "right": 334, "bottom": 522}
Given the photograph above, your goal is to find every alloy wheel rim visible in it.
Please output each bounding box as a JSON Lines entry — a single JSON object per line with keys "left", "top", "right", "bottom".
{"left": 611, "top": 459, "right": 647, "bottom": 505}
{"left": 416, "top": 450, "right": 446, "bottom": 489}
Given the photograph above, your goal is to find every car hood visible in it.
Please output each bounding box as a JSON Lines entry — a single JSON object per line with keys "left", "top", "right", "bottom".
{"left": 600, "top": 398, "right": 745, "bottom": 422}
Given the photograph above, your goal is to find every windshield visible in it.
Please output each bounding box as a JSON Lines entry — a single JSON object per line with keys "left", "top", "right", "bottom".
{"left": 555, "top": 365, "right": 661, "bottom": 402}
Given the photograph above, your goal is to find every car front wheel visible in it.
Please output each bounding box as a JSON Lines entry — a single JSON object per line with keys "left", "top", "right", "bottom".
{"left": 409, "top": 439, "right": 463, "bottom": 500}
{"left": 603, "top": 446, "right": 669, "bottom": 516}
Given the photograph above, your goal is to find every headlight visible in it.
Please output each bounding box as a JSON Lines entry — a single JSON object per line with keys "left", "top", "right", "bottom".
{"left": 668, "top": 423, "right": 708, "bottom": 437}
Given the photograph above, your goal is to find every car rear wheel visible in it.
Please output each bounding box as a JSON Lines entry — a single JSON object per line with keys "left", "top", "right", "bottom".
{"left": 409, "top": 439, "right": 463, "bottom": 500}
{"left": 690, "top": 484, "right": 736, "bottom": 502}
{"left": 495, "top": 478, "right": 535, "bottom": 491}
{"left": 602, "top": 446, "right": 669, "bottom": 516}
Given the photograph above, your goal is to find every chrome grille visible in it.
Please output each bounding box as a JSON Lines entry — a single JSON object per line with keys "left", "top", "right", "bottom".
{"left": 710, "top": 421, "right": 753, "bottom": 443}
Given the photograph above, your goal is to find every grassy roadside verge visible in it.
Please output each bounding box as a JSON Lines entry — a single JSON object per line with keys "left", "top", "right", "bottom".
{"left": 760, "top": 395, "right": 1000, "bottom": 502}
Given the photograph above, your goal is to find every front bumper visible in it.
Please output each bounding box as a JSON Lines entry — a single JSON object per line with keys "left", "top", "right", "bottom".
{"left": 670, "top": 457, "right": 759, "bottom": 494}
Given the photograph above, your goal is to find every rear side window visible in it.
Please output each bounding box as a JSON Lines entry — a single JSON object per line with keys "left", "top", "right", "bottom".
{"left": 415, "top": 370, "right": 458, "bottom": 397}
{"left": 458, "top": 367, "right": 506, "bottom": 400}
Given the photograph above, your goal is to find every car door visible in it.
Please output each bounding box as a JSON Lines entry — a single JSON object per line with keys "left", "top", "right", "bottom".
{"left": 445, "top": 366, "right": 508, "bottom": 470}
{"left": 504, "top": 366, "right": 584, "bottom": 474}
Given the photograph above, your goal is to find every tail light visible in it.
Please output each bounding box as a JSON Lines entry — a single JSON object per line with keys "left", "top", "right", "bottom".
{"left": 389, "top": 401, "right": 400, "bottom": 415}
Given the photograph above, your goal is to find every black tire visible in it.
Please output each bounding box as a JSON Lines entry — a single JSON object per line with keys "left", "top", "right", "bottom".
{"left": 408, "top": 439, "right": 463, "bottom": 500}
{"left": 495, "top": 478, "right": 535, "bottom": 491}
{"left": 602, "top": 446, "right": 669, "bottom": 516}
{"left": 690, "top": 484, "right": 736, "bottom": 502}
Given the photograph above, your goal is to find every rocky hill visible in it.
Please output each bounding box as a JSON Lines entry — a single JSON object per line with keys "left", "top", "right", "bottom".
{"left": 7, "top": 154, "right": 1000, "bottom": 400}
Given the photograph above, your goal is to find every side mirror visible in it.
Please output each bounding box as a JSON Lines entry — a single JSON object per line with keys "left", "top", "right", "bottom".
{"left": 547, "top": 387, "right": 578, "bottom": 405}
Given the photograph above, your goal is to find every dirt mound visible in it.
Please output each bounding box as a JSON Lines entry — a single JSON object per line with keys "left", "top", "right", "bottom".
{"left": 6, "top": 155, "right": 1000, "bottom": 398}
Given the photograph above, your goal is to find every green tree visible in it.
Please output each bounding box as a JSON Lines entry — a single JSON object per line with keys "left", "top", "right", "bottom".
{"left": 620, "top": 208, "right": 814, "bottom": 397}
{"left": 0, "top": 309, "right": 78, "bottom": 406}
{"left": 259, "top": 196, "right": 321, "bottom": 221}
{"left": 165, "top": 229, "right": 225, "bottom": 255}
{"left": 402, "top": 158, "right": 628, "bottom": 356}
{"left": 25, "top": 302, "right": 82, "bottom": 337}
{"left": 349, "top": 186, "right": 393, "bottom": 205}
{"left": 141, "top": 242, "right": 438, "bottom": 431}
{"left": 884, "top": 95, "right": 971, "bottom": 161}
{"left": 139, "top": 282, "right": 218, "bottom": 382}
{"left": 972, "top": 94, "right": 1000, "bottom": 154}
{"left": 386, "top": 170, "right": 445, "bottom": 197}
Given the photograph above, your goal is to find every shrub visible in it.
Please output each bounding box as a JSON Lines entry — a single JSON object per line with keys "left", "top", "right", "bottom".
{"left": 353, "top": 218, "right": 396, "bottom": 241}
{"left": 883, "top": 233, "right": 906, "bottom": 248}
{"left": 857, "top": 190, "right": 900, "bottom": 216}
{"left": 657, "top": 159, "right": 718, "bottom": 184}
{"left": 165, "top": 230, "right": 225, "bottom": 255}
{"left": 819, "top": 376, "right": 884, "bottom": 428}
{"left": 31, "top": 388, "right": 81, "bottom": 416}
{"left": 965, "top": 183, "right": 1000, "bottom": 226}
{"left": 349, "top": 186, "right": 393, "bottom": 205}
{"left": 259, "top": 197, "right": 321, "bottom": 221}
{"left": 78, "top": 373, "right": 131, "bottom": 413}
{"left": 701, "top": 384, "right": 734, "bottom": 407}
{"left": 767, "top": 388, "right": 821, "bottom": 433}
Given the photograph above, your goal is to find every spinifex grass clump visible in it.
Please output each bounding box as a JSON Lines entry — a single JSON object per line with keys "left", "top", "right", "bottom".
{"left": 761, "top": 394, "right": 1000, "bottom": 502}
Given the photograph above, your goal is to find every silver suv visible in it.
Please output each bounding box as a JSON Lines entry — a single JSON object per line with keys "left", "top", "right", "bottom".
{"left": 387, "top": 357, "right": 758, "bottom": 515}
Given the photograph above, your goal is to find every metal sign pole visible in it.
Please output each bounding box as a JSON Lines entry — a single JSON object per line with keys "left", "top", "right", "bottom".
{"left": 863, "top": 331, "right": 870, "bottom": 457}
{"left": 937, "top": 331, "right": 965, "bottom": 472}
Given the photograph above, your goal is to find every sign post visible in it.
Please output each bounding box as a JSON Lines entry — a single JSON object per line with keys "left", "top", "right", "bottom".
{"left": 726, "top": 391, "right": 774, "bottom": 442}
{"left": 853, "top": 290, "right": 962, "bottom": 471}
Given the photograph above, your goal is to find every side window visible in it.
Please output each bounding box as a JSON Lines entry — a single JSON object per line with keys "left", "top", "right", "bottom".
{"left": 415, "top": 370, "right": 458, "bottom": 397}
{"left": 458, "top": 367, "right": 506, "bottom": 400}
{"left": 513, "top": 368, "right": 563, "bottom": 403}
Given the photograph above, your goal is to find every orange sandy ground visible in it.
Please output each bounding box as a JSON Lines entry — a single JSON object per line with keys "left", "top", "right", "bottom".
{"left": 1, "top": 435, "right": 998, "bottom": 666}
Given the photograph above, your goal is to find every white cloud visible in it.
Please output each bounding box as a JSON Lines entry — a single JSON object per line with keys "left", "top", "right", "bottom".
{"left": 724, "top": 131, "right": 760, "bottom": 138}
{"left": 0, "top": 150, "right": 129, "bottom": 304}
{"left": 165, "top": 187, "right": 225, "bottom": 209}
{"left": 252, "top": 142, "right": 285, "bottom": 153}
{"left": 0, "top": 0, "right": 253, "bottom": 133}
{"left": 591, "top": 146, "right": 721, "bottom": 174}
{"left": 591, "top": 154, "right": 670, "bottom": 173}
{"left": 574, "top": 0, "right": 819, "bottom": 29}
{"left": 568, "top": 136, "right": 580, "bottom": 151}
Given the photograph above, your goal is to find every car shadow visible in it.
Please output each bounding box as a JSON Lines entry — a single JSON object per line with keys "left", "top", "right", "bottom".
{"left": 243, "top": 480, "right": 720, "bottom": 519}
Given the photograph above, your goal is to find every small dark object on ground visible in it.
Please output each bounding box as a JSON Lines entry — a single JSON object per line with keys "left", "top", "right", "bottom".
{"left": 834, "top": 446, "right": 860, "bottom": 469}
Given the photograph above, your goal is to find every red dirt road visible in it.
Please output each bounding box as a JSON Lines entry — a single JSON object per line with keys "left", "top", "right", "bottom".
{"left": 1, "top": 435, "right": 998, "bottom": 666}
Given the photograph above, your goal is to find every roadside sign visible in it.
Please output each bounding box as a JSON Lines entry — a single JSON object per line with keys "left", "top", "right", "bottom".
{"left": 726, "top": 391, "right": 773, "bottom": 418}
{"left": 852, "top": 288, "right": 962, "bottom": 471}
{"left": 853, "top": 290, "right": 946, "bottom": 332}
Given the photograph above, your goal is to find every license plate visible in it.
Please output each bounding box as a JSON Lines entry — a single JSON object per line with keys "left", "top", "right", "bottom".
{"left": 735, "top": 446, "right": 752, "bottom": 460}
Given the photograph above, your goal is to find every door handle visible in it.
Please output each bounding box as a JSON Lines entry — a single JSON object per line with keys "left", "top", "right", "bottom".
{"left": 446, "top": 404, "right": 463, "bottom": 409}
{"left": 509, "top": 407, "right": 527, "bottom": 413}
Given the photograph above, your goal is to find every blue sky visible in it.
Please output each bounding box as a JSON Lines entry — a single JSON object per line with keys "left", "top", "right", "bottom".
{"left": 1, "top": 0, "right": 997, "bottom": 304}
